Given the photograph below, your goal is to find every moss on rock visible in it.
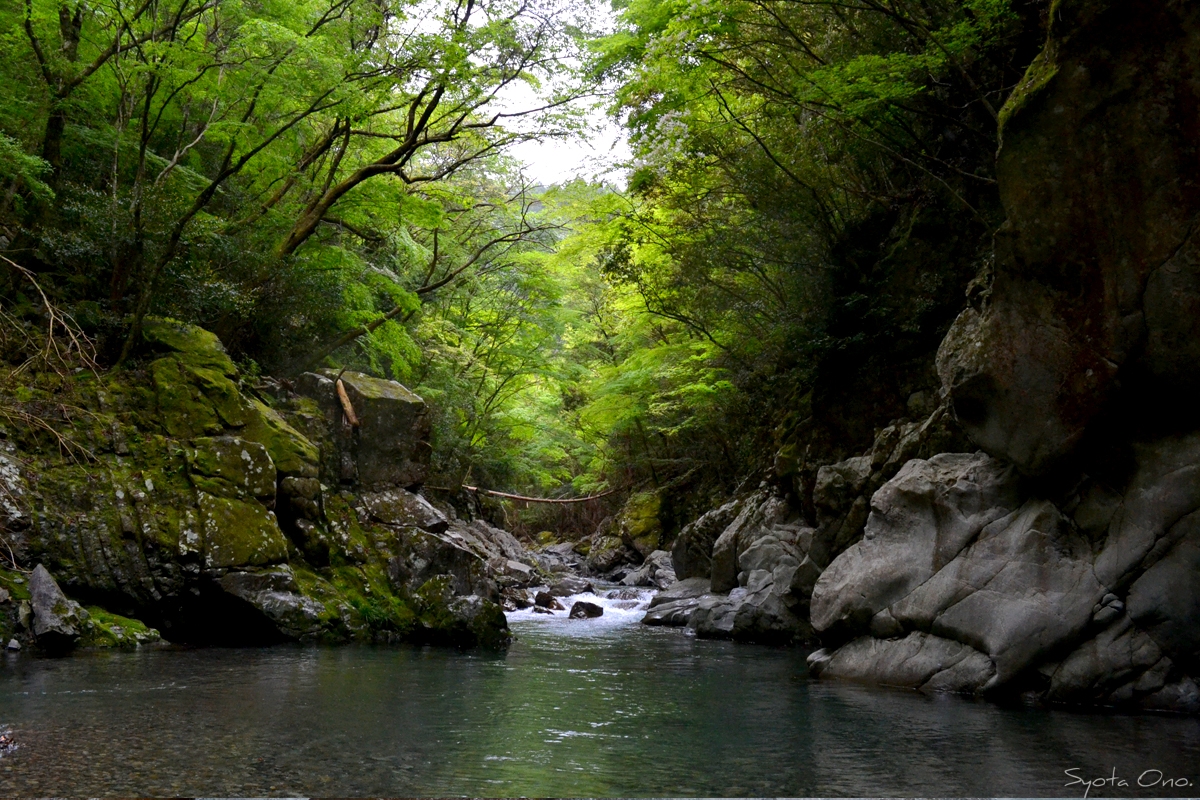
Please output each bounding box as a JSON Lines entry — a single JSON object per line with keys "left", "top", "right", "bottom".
{"left": 141, "top": 317, "right": 236, "bottom": 376}
{"left": 618, "top": 490, "right": 666, "bottom": 556}
{"left": 241, "top": 399, "right": 319, "bottom": 478}
{"left": 80, "top": 607, "right": 161, "bottom": 648}
{"left": 186, "top": 436, "right": 276, "bottom": 500}
{"left": 198, "top": 492, "right": 288, "bottom": 568}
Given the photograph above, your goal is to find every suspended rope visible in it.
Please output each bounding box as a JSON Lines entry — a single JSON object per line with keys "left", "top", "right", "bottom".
{"left": 425, "top": 484, "right": 620, "bottom": 504}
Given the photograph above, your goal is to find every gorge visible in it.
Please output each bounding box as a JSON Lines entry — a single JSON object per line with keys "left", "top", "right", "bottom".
{"left": 3, "top": 0, "right": 1200, "bottom": 793}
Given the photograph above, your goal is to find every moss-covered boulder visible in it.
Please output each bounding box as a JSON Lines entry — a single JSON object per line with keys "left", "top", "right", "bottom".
{"left": 415, "top": 575, "right": 510, "bottom": 649}
{"left": 80, "top": 607, "right": 161, "bottom": 648}
{"left": 187, "top": 437, "right": 276, "bottom": 500}
{"left": 295, "top": 370, "right": 430, "bottom": 488}
{"left": 3, "top": 319, "right": 530, "bottom": 650}
{"left": 197, "top": 493, "right": 289, "bottom": 568}
{"left": 618, "top": 490, "right": 667, "bottom": 557}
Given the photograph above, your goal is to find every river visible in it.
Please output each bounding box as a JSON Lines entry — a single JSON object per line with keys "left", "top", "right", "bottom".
{"left": 1, "top": 590, "right": 1198, "bottom": 797}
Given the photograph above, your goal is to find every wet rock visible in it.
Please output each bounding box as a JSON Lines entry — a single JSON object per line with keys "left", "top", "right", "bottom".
{"left": 569, "top": 601, "right": 603, "bottom": 619}
{"left": 648, "top": 577, "right": 711, "bottom": 609}
{"left": 29, "top": 564, "right": 87, "bottom": 653}
{"left": 621, "top": 549, "right": 676, "bottom": 589}
{"left": 643, "top": 577, "right": 710, "bottom": 626}
{"left": 820, "top": 633, "right": 996, "bottom": 695}
{"left": 549, "top": 576, "right": 594, "bottom": 597}
{"left": 415, "top": 575, "right": 509, "bottom": 648}
{"left": 532, "top": 605, "right": 555, "bottom": 615}
{"left": 534, "top": 591, "right": 564, "bottom": 610}
{"left": 642, "top": 597, "right": 702, "bottom": 627}
{"left": 671, "top": 498, "right": 743, "bottom": 580}
{"left": 806, "top": 648, "right": 832, "bottom": 676}
{"left": 500, "top": 587, "right": 532, "bottom": 611}
{"left": 218, "top": 570, "right": 327, "bottom": 640}
{"left": 362, "top": 488, "right": 448, "bottom": 533}
{"left": 5, "top": 639, "right": 18, "bottom": 651}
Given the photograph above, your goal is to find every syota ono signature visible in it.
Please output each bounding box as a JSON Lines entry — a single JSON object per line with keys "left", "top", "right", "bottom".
{"left": 1065, "top": 767, "right": 1194, "bottom": 797}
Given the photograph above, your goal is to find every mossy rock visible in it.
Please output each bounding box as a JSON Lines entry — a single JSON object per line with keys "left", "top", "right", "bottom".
{"left": 150, "top": 354, "right": 251, "bottom": 439}
{"left": 618, "top": 490, "right": 665, "bottom": 557}
{"left": 414, "top": 574, "right": 509, "bottom": 648}
{"left": 80, "top": 607, "right": 161, "bottom": 648}
{"left": 241, "top": 399, "right": 319, "bottom": 478}
{"left": 198, "top": 492, "right": 289, "bottom": 568}
{"left": 141, "top": 317, "right": 236, "bottom": 376}
{"left": 186, "top": 436, "right": 276, "bottom": 500}
{"left": 150, "top": 357, "right": 223, "bottom": 439}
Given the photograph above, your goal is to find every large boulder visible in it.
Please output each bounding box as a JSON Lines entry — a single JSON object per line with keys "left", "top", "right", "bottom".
{"left": 687, "top": 569, "right": 811, "bottom": 644}
{"left": 621, "top": 549, "right": 676, "bottom": 589}
{"left": 8, "top": 320, "right": 528, "bottom": 650}
{"left": 617, "top": 490, "right": 668, "bottom": 557}
{"left": 296, "top": 370, "right": 430, "bottom": 488}
{"left": 937, "top": 0, "right": 1200, "bottom": 475}
{"left": 671, "top": 498, "right": 743, "bottom": 580}
{"left": 29, "top": 564, "right": 87, "bottom": 653}
{"left": 815, "top": 632, "right": 996, "bottom": 695}
{"left": 810, "top": 443, "right": 1200, "bottom": 708}
{"left": 810, "top": 452, "right": 1020, "bottom": 638}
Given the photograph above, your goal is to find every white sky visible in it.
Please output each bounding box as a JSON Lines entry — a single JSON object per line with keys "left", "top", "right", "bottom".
{"left": 509, "top": 111, "right": 632, "bottom": 186}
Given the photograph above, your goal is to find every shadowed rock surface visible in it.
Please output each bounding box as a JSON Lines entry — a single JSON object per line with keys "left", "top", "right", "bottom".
{"left": 0, "top": 318, "right": 532, "bottom": 651}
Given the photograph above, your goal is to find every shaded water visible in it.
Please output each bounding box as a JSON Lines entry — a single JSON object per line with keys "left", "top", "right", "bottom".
{"left": 1, "top": 590, "right": 1199, "bottom": 797}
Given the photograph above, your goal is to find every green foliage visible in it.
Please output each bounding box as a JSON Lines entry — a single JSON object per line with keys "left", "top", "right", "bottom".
{"left": 0, "top": 0, "right": 1043, "bottom": 534}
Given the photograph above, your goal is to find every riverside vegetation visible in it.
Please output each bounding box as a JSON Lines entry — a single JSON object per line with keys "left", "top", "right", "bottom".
{"left": 2, "top": 0, "right": 1200, "bottom": 715}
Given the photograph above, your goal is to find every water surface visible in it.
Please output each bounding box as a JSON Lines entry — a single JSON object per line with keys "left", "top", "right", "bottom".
{"left": 1, "top": 590, "right": 1198, "bottom": 797}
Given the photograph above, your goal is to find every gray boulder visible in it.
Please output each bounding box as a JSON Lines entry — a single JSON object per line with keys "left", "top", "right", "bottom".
{"left": 888, "top": 498, "right": 1101, "bottom": 685}
{"left": 709, "top": 491, "right": 792, "bottom": 593}
{"left": 621, "top": 549, "right": 676, "bottom": 589}
{"left": 217, "top": 569, "right": 327, "bottom": 640}
{"left": 29, "top": 564, "right": 87, "bottom": 653}
{"left": 641, "top": 577, "right": 710, "bottom": 627}
{"left": 810, "top": 452, "right": 1020, "bottom": 637}
{"left": 820, "top": 633, "right": 996, "bottom": 695}
{"left": 549, "top": 575, "right": 594, "bottom": 597}
{"left": 671, "top": 498, "right": 743, "bottom": 580}
{"left": 569, "top": 601, "right": 603, "bottom": 619}
{"left": 361, "top": 489, "right": 448, "bottom": 533}
{"left": 299, "top": 370, "right": 431, "bottom": 488}
{"left": 688, "top": 569, "right": 810, "bottom": 643}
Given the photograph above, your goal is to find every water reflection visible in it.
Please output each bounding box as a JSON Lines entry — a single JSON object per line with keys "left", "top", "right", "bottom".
{"left": 0, "top": 595, "right": 1197, "bottom": 797}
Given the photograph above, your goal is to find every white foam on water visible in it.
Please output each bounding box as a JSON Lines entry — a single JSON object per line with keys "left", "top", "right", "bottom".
{"left": 505, "top": 587, "right": 656, "bottom": 636}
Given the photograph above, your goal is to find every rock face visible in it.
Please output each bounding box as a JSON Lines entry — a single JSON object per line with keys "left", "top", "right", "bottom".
{"left": 810, "top": 448, "right": 1200, "bottom": 711}
{"left": 295, "top": 370, "right": 430, "bottom": 488}
{"left": 937, "top": 0, "right": 1200, "bottom": 476}
{"left": 2, "top": 318, "right": 526, "bottom": 649}
{"left": 796, "top": 0, "right": 1200, "bottom": 715}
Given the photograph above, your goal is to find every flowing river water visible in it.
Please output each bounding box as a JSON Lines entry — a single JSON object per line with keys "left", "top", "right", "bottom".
{"left": 1, "top": 589, "right": 1199, "bottom": 797}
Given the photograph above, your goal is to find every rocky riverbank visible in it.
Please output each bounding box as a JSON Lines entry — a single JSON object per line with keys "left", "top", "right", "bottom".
{"left": 634, "top": 0, "right": 1200, "bottom": 715}
{"left": 0, "top": 318, "right": 552, "bottom": 652}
